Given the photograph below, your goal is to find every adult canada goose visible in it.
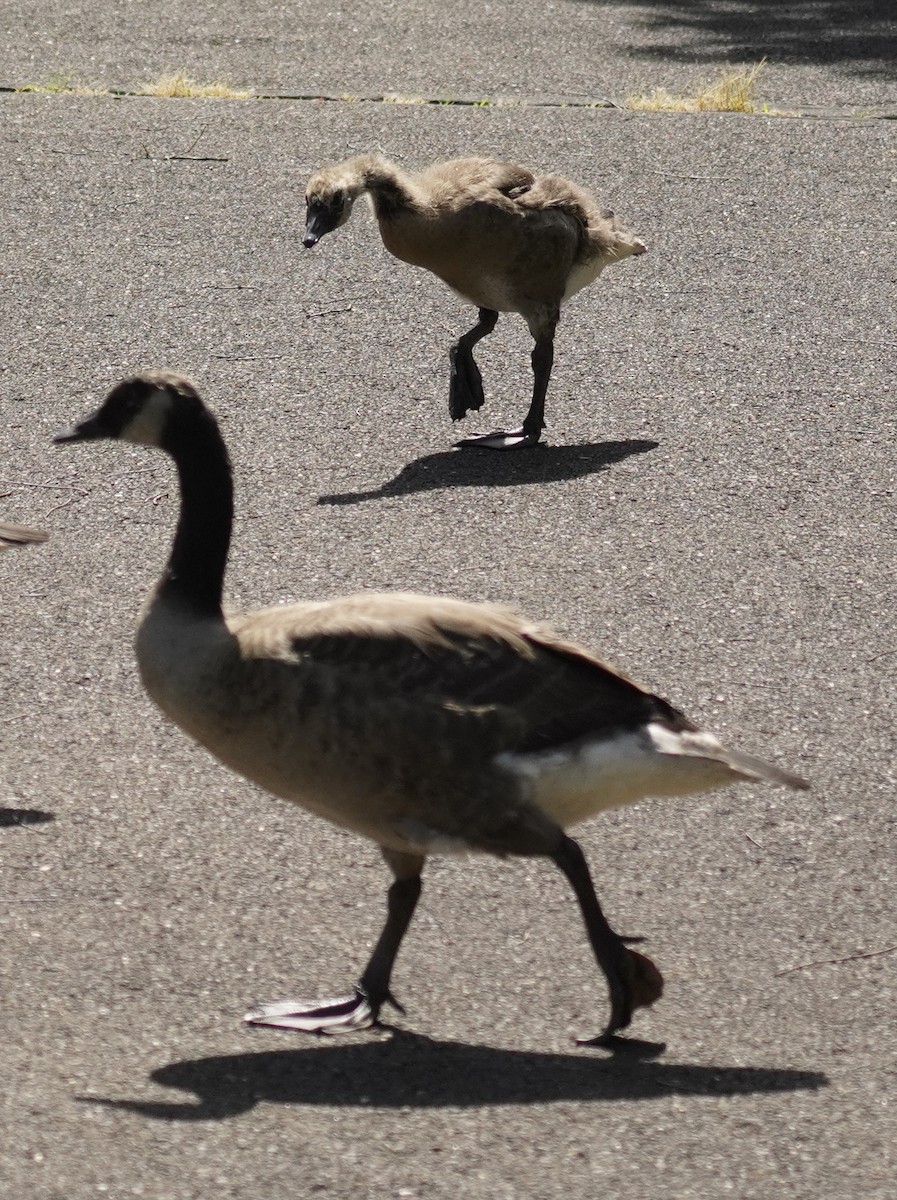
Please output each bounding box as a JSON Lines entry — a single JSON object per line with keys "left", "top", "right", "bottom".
{"left": 303, "top": 154, "right": 646, "bottom": 450}
{"left": 55, "top": 372, "right": 808, "bottom": 1044}
{"left": 0, "top": 522, "right": 49, "bottom": 550}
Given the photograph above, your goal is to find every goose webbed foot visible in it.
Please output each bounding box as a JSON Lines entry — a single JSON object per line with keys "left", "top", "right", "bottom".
{"left": 454, "top": 426, "right": 542, "bottom": 451}
{"left": 550, "top": 833, "right": 663, "bottom": 1046}
{"left": 244, "top": 984, "right": 404, "bottom": 1034}
{"left": 448, "top": 345, "right": 486, "bottom": 421}
{"left": 577, "top": 946, "right": 665, "bottom": 1047}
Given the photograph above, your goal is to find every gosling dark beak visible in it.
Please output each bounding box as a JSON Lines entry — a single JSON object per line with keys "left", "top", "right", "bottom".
{"left": 303, "top": 204, "right": 336, "bottom": 249}
{"left": 53, "top": 413, "right": 106, "bottom": 444}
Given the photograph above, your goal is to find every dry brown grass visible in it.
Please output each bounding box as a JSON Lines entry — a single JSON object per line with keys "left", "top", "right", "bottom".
{"left": 139, "top": 72, "right": 252, "bottom": 99}
{"left": 16, "top": 71, "right": 253, "bottom": 99}
{"left": 626, "top": 61, "right": 779, "bottom": 114}
{"left": 17, "top": 74, "right": 108, "bottom": 95}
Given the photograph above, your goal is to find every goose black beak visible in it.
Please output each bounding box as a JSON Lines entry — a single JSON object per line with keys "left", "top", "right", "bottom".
{"left": 52, "top": 414, "right": 106, "bottom": 444}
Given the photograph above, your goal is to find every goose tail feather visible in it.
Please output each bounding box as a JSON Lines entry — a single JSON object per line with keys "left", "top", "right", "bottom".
{"left": 717, "top": 745, "right": 810, "bottom": 791}
{"left": 649, "top": 723, "right": 808, "bottom": 790}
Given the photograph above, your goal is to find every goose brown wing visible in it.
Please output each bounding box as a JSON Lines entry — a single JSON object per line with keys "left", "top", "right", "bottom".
{"left": 286, "top": 618, "right": 695, "bottom": 756}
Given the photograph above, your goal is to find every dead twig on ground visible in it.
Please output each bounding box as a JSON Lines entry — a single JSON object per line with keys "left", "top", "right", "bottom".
{"left": 776, "top": 945, "right": 897, "bottom": 976}
{"left": 306, "top": 294, "right": 367, "bottom": 318}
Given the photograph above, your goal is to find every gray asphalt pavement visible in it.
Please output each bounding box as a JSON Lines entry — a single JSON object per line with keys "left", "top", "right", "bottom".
{"left": 3, "top": 0, "right": 896, "bottom": 110}
{"left": 2, "top": 5, "right": 896, "bottom": 1199}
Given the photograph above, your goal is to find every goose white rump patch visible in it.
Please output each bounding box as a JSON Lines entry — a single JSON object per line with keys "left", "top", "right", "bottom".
{"left": 497, "top": 722, "right": 740, "bottom": 828}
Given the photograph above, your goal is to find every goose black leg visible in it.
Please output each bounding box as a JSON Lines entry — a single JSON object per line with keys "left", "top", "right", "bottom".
{"left": 356, "top": 871, "right": 422, "bottom": 1018}
{"left": 245, "top": 851, "right": 424, "bottom": 1033}
{"left": 551, "top": 833, "right": 663, "bottom": 1044}
{"left": 448, "top": 307, "right": 498, "bottom": 422}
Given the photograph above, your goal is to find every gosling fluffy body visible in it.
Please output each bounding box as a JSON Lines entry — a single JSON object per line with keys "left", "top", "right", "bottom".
{"left": 303, "top": 154, "right": 646, "bottom": 448}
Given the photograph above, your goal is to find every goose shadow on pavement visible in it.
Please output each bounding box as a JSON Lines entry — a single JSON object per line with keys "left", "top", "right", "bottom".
{"left": 80, "top": 1027, "right": 828, "bottom": 1121}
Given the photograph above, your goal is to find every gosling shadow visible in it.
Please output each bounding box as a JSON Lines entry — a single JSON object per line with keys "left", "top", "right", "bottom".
{"left": 80, "top": 1027, "right": 827, "bottom": 1121}
{"left": 317, "top": 439, "right": 659, "bottom": 506}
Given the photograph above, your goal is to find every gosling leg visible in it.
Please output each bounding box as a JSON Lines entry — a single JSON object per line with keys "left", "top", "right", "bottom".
{"left": 456, "top": 312, "right": 557, "bottom": 450}
{"left": 448, "top": 307, "right": 498, "bottom": 422}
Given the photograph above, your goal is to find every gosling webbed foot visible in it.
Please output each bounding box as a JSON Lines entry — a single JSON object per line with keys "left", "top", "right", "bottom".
{"left": 244, "top": 984, "right": 404, "bottom": 1034}
{"left": 454, "top": 427, "right": 543, "bottom": 451}
{"left": 448, "top": 345, "right": 486, "bottom": 421}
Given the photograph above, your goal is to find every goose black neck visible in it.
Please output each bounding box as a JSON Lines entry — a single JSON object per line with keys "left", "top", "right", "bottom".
{"left": 158, "top": 406, "right": 233, "bottom": 617}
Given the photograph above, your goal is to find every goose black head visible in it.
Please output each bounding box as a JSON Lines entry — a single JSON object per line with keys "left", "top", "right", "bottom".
{"left": 54, "top": 372, "right": 205, "bottom": 450}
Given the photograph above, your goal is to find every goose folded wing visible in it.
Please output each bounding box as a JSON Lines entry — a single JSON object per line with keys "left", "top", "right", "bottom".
{"left": 281, "top": 607, "right": 695, "bottom": 757}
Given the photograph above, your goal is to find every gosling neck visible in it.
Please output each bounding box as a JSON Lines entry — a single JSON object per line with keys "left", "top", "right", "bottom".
{"left": 350, "top": 155, "right": 417, "bottom": 218}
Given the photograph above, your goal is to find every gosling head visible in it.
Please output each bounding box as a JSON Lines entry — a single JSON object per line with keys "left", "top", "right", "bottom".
{"left": 53, "top": 371, "right": 204, "bottom": 450}
{"left": 303, "top": 172, "right": 358, "bottom": 248}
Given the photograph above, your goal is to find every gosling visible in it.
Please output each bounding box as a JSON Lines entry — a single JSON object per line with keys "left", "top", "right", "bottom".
{"left": 303, "top": 154, "right": 646, "bottom": 449}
